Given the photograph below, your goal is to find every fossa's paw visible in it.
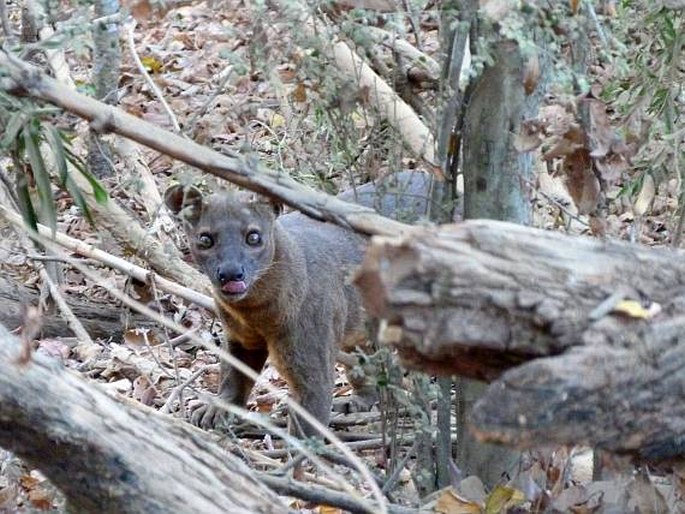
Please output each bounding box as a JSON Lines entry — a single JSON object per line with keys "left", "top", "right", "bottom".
{"left": 189, "top": 397, "right": 231, "bottom": 430}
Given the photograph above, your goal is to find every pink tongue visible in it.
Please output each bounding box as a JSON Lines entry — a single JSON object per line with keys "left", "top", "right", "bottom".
{"left": 222, "top": 280, "right": 247, "bottom": 294}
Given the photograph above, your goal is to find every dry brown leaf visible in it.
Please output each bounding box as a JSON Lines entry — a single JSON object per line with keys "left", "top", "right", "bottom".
{"left": 633, "top": 173, "right": 655, "bottom": 216}
{"left": 570, "top": 0, "right": 581, "bottom": 13}
{"left": 125, "top": 0, "right": 152, "bottom": 20}
{"left": 515, "top": 120, "right": 544, "bottom": 152}
{"left": 626, "top": 472, "right": 668, "bottom": 514}
{"left": 133, "top": 376, "right": 158, "bottom": 406}
{"left": 484, "top": 485, "right": 525, "bottom": 514}
{"left": 74, "top": 341, "right": 101, "bottom": 362}
{"left": 550, "top": 485, "right": 602, "bottom": 513}
{"left": 27, "top": 487, "right": 53, "bottom": 510}
{"left": 21, "top": 473, "right": 54, "bottom": 511}
{"left": 124, "top": 328, "right": 158, "bottom": 348}
{"left": 457, "top": 476, "right": 487, "bottom": 504}
{"left": 543, "top": 125, "right": 585, "bottom": 161}
{"left": 36, "top": 339, "right": 71, "bottom": 361}
{"left": 595, "top": 154, "right": 629, "bottom": 184}
{"left": 603, "top": 0, "right": 617, "bottom": 15}
{"left": 435, "top": 488, "right": 482, "bottom": 514}
{"left": 586, "top": 99, "right": 615, "bottom": 159}
{"left": 563, "top": 149, "right": 600, "bottom": 214}
{"left": 523, "top": 52, "right": 540, "bottom": 96}
{"left": 19, "top": 475, "right": 40, "bottom": 489}
{"left": 278, "top": 68, "right": 297, "bottom": 83}
{"left": 291, "top": 82, "right": 307, "bottom": 103}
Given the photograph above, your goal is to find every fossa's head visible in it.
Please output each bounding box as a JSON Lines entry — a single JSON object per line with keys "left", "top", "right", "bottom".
{"left": 165, "top": 185, "right": 282, "bottom": 303}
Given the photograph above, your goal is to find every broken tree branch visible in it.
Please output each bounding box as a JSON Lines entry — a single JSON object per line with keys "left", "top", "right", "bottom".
{"left": 0, "top": 50, "right": 411, "bottom": 238}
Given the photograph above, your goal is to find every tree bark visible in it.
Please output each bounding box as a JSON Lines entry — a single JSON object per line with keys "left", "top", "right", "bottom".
{"left": 0, "top": 323, "right": 288, "bottom": 513}
{"left": 355, "top": 220, "right": 685, "bottom": 462}
{"left": 462, "top": 38, "right": 545, "bottom": 224}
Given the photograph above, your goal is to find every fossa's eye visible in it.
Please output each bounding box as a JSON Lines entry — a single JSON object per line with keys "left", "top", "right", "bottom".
{"left": 197, "top": 233, "right": 214, "bottom": 249}
{"left": 246, "top": 230, "right": 262, "bottom": 246}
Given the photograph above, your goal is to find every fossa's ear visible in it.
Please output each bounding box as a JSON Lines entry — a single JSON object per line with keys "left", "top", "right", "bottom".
{"left": 267, "top": 198, "right": 284, "bottom": 217}
{"left": 245, "top": 193, "right": 283, "bottom": 218}
{"left": 164, "top": 185, "right": 204, "bottom": 225}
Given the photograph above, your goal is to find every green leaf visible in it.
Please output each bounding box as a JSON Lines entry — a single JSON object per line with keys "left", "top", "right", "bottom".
{"left": 661, "top": 12, "right": 676, "bottom": 44}
{"left": 82, "top": 170, "right": 108, "bottom": 205}
{"left": 39, "top": 39, "right": 67, "bottom": 50}
{"left": 45, "top": 125, "right": 69, "bottom": 185}
{"left": 15, "top": 172, "right": 39, "bottom": 232}
{"left": 64, "top": 149, "right": 109, "bottom": 205}
{"left": 0, "top": 113, "right": 26, "bottom": 150}
{"left": 22, "top": 125, "right": 57, "bottom": 234}
{"left": 63, "top": 174, "right": 95, "bottom": 225}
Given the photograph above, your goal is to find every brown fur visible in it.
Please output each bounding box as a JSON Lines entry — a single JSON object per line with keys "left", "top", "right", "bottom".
{"left": 165, "top": 171, "right": 436, "bottom": 436}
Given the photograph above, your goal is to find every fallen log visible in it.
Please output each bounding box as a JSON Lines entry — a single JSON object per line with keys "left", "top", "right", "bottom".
{"left": 354, "top": 219, "right": 685, "bottom": 462}
{"left": 0, "top": 322, "right": 288, "bottom": 513}
{"left": 0, "top": 273, "right": 155, "bottom": 340}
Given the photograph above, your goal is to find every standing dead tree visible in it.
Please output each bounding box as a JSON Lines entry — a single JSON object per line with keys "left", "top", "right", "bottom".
{"left": 354, "top": 219, "right": 685, "bottom": 463}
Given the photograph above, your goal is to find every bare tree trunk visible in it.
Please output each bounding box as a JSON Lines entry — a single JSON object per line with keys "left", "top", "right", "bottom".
{"left": 0, "top": 322, "right": 287, "bottom": 513}
{"left": 457, "top": 23, "right": 549, "bottom": 482}
{"left": 462, "top": 38, "right": 542, "bottom": 223}
{"left": 88, "top": 0, "right": 121, "bottom": 178}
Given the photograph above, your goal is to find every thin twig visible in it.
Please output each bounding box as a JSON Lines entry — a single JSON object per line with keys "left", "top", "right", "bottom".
{"left": 400, "top": 0, "right": 422, "bottom": 51}
{"left": 382, "top": 439, "right": 418, "bottom": 494}
{"left": 0, "top": 167, "right": 19, "bottom": 208}
{"left": 159, "top": 364, "right": 210, "bottom": 414}
{"left": 523, "top": 176, "right": 590, "bottom": 228}
{"left": 668, "top": 31, "right": 684, "bottom": 247}
{"left": 256, "top": 472, "right": 417, "bottom": 514}
{"left": 583, "top": 0, "right": 609, "bottom": 52}
{"left": 168, "top": 327, "right": 199, "bottom": 348}
{"left": 39, "top": 268, "right": 96, "bottom": 348}
{"left": 0, "top": 50, "right": 411, "bottom": 238}
{"left": 262, "top": 436, "right": 415, "bottom": 459}
{"left": 186, "top": 66, "right": 233, "bottom": 138}
{"left": 124, "top": 20, "right": 181, "bottom": 133}
{"left": 0, "top": 191, "right": 96, "bottom": 352}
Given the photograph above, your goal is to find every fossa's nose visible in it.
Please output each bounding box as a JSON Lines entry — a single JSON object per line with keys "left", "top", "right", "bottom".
{"left": 217, "top": 264, "right": 245, "bottom": 284}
